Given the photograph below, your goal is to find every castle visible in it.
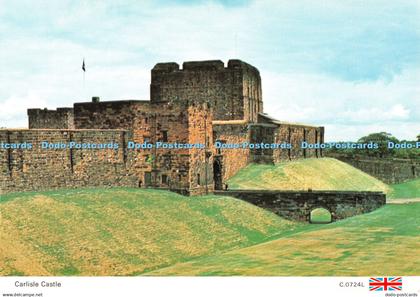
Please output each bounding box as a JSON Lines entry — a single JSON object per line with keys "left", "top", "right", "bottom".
{"left": 1, "top": 59, "right": 324, "bottom": 195}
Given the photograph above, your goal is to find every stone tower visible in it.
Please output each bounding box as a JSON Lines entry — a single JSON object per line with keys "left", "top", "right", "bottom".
{"left": 150, "top": 59, "right": 262, "bottom": 122}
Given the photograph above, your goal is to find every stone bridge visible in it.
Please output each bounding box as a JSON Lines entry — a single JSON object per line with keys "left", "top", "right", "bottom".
{"left": 214, "top": 190, "right": 386, "bottom": 222}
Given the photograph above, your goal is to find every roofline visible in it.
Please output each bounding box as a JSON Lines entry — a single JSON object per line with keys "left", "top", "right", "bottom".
{"left": 212, "top": 120, "right": 249, "bottom": 125}
{"left": 258, "top": 113, "right": 322, "bottom": 128}
{"left": 0, "top": 128, "right": 129, "bottom": 132}
{"left": 74, "top": 99, "right": 149, "bottom": 105}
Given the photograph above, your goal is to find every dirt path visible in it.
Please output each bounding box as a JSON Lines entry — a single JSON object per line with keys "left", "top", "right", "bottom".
{"left": 387, "top": 198, "right": 420, "bottom": 204}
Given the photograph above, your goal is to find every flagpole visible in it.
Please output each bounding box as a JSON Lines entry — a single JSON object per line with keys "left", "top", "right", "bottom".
{"left": 234, "top": 33, "right": 237, "bottom": 57}
{"left": 82, "top": 58, "right": 86, "bottom": 99}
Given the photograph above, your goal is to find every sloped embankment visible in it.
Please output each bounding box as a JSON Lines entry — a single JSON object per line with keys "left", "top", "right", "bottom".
{"left": 0, "top": 188, "right": 300, "bottom": 276}
{"left": 227, "top": 157, "right": 390, "bottom": 193}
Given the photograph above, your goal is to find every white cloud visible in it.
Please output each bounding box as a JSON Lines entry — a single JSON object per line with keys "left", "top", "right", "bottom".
{"left": 340, "top": 104, "right": 410, "bottom": 123}
{"left": 0, "top": 0, "right": 418, "bottom": 142}
{"left": 325, "top": 122, "right": 420, "bottom": 142}
{"left": 262, "top": 68, "right": 420, "bottom": 141}
{"left": 0, "top": 93, "right": 48, "bottom": 128}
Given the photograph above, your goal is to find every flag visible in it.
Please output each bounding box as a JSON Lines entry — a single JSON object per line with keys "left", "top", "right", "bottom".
{"left": 369, "top": 277, "right": 402, "bottom": 291}
{"left": 82, "top": 59, "right": 86, "bottom": 72}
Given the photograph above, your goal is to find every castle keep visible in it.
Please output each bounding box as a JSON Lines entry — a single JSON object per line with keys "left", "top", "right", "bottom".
{"left": 1, "top": 59, "right": 324, "bottom": 195}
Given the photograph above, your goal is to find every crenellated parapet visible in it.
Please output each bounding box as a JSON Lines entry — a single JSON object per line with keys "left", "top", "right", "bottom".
{"left": 27, "top": 107, "right": 74, "bottom": 129}
{"left": 151, "top": 59, "right": 262, "bottom": 122}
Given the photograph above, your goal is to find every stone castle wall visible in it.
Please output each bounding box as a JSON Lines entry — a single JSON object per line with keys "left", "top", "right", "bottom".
{"left": 212, "top": 120, "right": 325, "bottom": 183}
{"left": 0, "top": 129, "right": 137, "bottom": 194}
{"left": 28, "top": 108, "right": 74, "bottom": 129}
{"left": 74, "top": 100, "right": 148, "bottom": 130}
{"left": 1, "top": 100, "right": 215, "bottom": 195}
{"left": 213, "top": 121, "right": 250, "bottom": 181}
{"left": 5, "top": 59, "right": 325, "bottom": 195}
{"left": 274, "top": 124, "right": 323, "bottom": 161}
{"left": 331, "top": 155, "right": 420, "bottom": 184}
{"left": 187, "top": 103, "right": 214, "bottom": 195}
{"left": 258, "top": 114, "right": 324, "bottom": 162}
{"left": 72, "top": 99, "right": 214, "bottom": 195}
{"left": 249, "top": 123, "right": 276, "bottom": 164}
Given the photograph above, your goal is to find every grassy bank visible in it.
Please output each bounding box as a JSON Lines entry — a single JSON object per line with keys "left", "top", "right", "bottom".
{"left": 147, "top": 203, "right": 420, "bottom": 276}
{"left": 227, "top": 158, "right": 390, "bottom": 193}
{"left": 388, "top": 178, "right": 420, "bottom": 199}
{"left": 0, "top": 188, "right": 301, "bottom": 276}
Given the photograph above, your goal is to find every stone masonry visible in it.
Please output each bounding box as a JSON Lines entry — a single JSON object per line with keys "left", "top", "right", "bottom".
{"left": 330, "top": 155, "right": 420, "bottom": 184}
{"left": 28, "top": 108, "right": 75, "bottom": 129}
{"left": 1, "top": 59, "right": 325, "bottom": 195}
{"left": 215, "top": 190, "right": 386, "bottom": 222}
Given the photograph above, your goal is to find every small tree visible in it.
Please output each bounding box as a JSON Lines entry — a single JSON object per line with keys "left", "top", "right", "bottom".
{"left": 357, "top": 132, "right": 399, "bottom": 158}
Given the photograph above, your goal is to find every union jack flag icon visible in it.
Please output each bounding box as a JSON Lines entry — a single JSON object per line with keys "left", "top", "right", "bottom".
{"left": 369, "top": 277, "right": 402, "bottom": 291}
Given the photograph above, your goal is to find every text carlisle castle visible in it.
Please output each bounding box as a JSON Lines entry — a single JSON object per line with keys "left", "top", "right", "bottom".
{"left": 0, "top": 59, "right": 324, "bottom": 195}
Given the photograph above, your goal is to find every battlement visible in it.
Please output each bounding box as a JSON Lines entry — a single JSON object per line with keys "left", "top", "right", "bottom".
{"left": 74, "top": 99, "right": 149, "bottom": 107}
{"left": 182, "top": 60, "right": 224, "bottom": 71}
{"left": 28, "top": 107, "right": 74, "bottom": 129}
{"left": 227, "top": 59, "right": 260, "bottom": 75}
{"left": 27, "top": 107, "right": 73, "bottom": 114}
{"left": 152, "top": 59, "right": 260, "bottom": 74}
{"left": 151, "top": 59, "right": 263, "bottom": 122}
{"left": 151, "top": 62, "right": 180, "bottom": 73}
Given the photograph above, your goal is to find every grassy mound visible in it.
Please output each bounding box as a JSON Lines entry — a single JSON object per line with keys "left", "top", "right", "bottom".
{"left": 147, "top": 203, "right": 420, "bottom": 276}
{"left": 0, "top": 188, "right": 300, "bottom": 276}
{"left": 388, "top": 178, "right": 420, "bottom": 199}
{"left": 227, "top": 157, "right": 390, "bottom": 193}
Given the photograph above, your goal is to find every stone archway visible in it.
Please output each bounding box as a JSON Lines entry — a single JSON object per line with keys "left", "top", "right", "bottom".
{"left": 309, "top": 207, "right": 332, "bottom": 224}
{"left": 213, "top": 158, "right": 223, "bottom": 190}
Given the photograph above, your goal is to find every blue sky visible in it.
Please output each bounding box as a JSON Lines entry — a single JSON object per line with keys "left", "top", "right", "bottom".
{"left": 0, "top": 0, "right": 419, "bottom": 141}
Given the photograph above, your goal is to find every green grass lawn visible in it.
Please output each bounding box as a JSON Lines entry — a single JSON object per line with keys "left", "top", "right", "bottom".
{"left": 227, "top": 158, "right": 390, "bottom": 193}
{"left": 309, "top": 208, "right": 332, "bottom": 223}
{"left": 0, "top": 188, "right": 303, "bottom": 276}
{"left": 388, "top": 178, "right": 420, "bottom": 199}
{"left": 1, "top": 159, "right": 417, "bottom": 276}
{"left": 147, "top": 202, "right": 420, "bottom": 276}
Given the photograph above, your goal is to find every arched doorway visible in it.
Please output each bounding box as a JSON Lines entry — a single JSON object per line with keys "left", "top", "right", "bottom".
{"left": 309, "top": 207, "right": 332, "bottom": 224}
{"left": 213, "top": 158, "right": 223, "bottom": 190}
